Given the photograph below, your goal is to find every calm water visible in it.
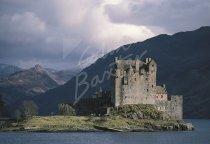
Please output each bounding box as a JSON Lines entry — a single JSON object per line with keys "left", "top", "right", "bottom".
{"left": 0, "top": 119, "right": 209, "bottom": 144}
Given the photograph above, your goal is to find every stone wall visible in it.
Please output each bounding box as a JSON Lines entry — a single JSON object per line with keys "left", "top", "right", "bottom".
{"left": 155, "top": 95, "right": 183, "bottom": 120}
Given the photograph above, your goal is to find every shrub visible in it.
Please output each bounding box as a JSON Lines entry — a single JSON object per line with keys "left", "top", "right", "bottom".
{"left": 20, "top": 100, "right": 39, "bottom": 119}
{"left": 110, "top": 104, "right": 163, "bottom": 120}
{"left": 58, "top": 104, "right": 76, "bottom": 116}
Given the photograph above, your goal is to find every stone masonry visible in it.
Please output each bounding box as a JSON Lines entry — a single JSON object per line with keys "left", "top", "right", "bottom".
{"left": 111, "top": 57, "right": 183, "bottom": 120}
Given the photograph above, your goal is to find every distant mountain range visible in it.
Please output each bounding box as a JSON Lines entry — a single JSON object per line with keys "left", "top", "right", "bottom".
{"left": 0, "top": 64, "right": 22, "bottom": 79}
{"left": 33, "top": 26, "right": 210, "bottom": 118}
{"left": 0, "top": 64, "right": 80, "bottom": 115}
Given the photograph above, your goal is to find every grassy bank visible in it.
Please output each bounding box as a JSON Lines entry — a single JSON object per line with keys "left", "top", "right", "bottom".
{"left": 0, "top": 105, "right": 194, "bottom": 132}
{"left": 0, "top": 115, "right": 182, "bottom": 132}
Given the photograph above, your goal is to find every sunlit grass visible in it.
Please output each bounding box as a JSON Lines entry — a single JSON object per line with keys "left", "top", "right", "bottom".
{"left": 22, "top": 115, "right": 177, "bottom": 131}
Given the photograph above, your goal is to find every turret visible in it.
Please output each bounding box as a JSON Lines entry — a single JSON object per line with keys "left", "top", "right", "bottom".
{"left": 145, "top": 58, "right": 152, "bottom": 64}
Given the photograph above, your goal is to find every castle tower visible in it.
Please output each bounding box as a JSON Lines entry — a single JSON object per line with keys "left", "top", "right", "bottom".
{"left": 111, "top": 57, "right": 157, "bottom": 106}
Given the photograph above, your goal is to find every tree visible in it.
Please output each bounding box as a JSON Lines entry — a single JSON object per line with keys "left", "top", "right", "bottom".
{"left": 58, "top": 103, "right": 76, "bottom": 116}
{"left": 15, "top": 109, "right": 22, "bottom": 123}
{"left": 20, "top": 100, "right": 38, "bottom": 119}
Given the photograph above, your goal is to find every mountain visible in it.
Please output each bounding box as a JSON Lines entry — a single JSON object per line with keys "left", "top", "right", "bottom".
{"left": 0, "top": 64, "right": 81, "bottom": 115}
{"left": 0, "top": 64, "right": 64, "bottom": 113}
{"left": 0, "top": 65, "right": 62, "bottom": 94}
{"left": 44, "top": 67, "right": 81, "bottom": 83}
{"left": 53, "top": 68, "right": 81, "bottom": 82}
{"left": 0, "top": 64, "right": 81, "bottom": 98}
{"left": 34, "top": 26, "right": 210, "bottom": 118}
{"left": 0, "top": 64, "right": 22, "bottom": 79}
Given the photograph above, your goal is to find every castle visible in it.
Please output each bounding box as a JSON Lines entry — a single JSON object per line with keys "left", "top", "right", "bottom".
{"left": 111, "top": 57, "right": 183, "bottom": 120}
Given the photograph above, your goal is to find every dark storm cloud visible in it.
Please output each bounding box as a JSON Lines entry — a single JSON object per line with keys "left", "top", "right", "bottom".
{"left": 105, "top": 0, "right": 210, "bottom": 33}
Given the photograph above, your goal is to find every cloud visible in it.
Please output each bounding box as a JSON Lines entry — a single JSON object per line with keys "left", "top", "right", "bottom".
{"left": 81, "top": 1, "right": 155, "bottom": 49}
{"left": 0, "top": 0, "right": 209, "bottom": 69}
{"left": 51, "top": 0, "right": 96, "bottom": 27}
{"left": 0, "top": 12, "right": 47, "bottom": 43}
{"left": 54, "top": 0, "right": 155, "bottom": 68}
{"left": 105, "top": 0, "right": 210, "bottom": 33}
{"left": 46, "top": 0, "right": 155, "bottom": 49}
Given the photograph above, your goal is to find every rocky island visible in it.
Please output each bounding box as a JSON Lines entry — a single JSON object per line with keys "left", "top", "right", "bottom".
{"left": 0, "top": 58, "right": 194, "bottom": 132}
{"left": 0, "top": 105, "right": 194, "bottom": 132}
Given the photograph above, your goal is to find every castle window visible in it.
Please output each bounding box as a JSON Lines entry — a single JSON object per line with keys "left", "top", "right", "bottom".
{"left": 124, "top": 77, "right": 128, "bottom": 85}
{"left": 147, "top": 89, "right": 149, "bottom": 92}
{"left": 152, "top": 85, "right": 154, "bottom": 88}
{"left": 161, "top": 95, "right": 163, "bottom": 98}
{"left": 151, "top": 65, "right": 155, "bottom": 71}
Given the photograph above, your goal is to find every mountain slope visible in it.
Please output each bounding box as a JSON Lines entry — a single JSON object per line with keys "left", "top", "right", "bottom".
{"left": 0, "top": 64, "right": 22, "bottom": 79}
{"left": 0, "top": 64, "right": 66, "bottom": 114}
{"left": 36, "top": 26, "right": 210, "bottom": 118}
{"left": 53, "top": 68, "right": 81, "bottom": 82}
{"left": 0, "top": 64, "right": 63, "bottom": 96}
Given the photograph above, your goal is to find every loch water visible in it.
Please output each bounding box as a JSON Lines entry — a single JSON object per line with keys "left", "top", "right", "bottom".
{"left": 0, "top": 119, "right": 209, "bottom": 144}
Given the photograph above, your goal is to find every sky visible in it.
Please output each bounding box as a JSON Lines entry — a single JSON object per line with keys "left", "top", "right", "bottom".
{"left": 0, "top": 0, "right": 210, "bottom": 70}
